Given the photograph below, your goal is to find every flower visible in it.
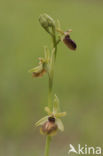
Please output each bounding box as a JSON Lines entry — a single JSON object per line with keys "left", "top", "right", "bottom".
{"left": 29, "top": 47, "right": 55, "bottom": 79}
{"left": 29, "top": 46, "right": 50, "bottom": 78}
{"left": 35, "top": 95, "right": 66, "bottom": 136}
{"left": 63, "top": 34, "right": 77, "bottom": 50}
{"left": 30, "top": 58, "right": 47, "bottom": 78}
{"left": 56, "top": 26, "right": 77, "bottom": 50}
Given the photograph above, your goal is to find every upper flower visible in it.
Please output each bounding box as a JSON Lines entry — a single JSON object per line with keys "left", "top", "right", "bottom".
{"left": 56, "top": 21, "right": 77, "bottom": 50}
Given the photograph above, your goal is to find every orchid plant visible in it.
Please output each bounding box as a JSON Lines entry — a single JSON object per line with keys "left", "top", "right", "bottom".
{"left": 29, "top": 13, "right": 77, "bottom": 156}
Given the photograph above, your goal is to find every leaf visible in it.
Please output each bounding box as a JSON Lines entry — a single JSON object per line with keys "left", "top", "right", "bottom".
{"left": 35, "top": 116, "right": 48, "bottom": 127}
{"left": 53, "top": 94, "right": 60, "bottom": 114}
{"left": 56, "top": 118, "right": 64, "bottom": 132}
{"left": 55, "top": 112, "right": 66, "bottom": 118}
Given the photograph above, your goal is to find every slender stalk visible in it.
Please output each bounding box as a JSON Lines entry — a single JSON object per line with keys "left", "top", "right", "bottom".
{"left": 52, "top": 26, "right": 57, "bottom": 59}
{"left": 48, "top": 76, "right": 53, "bottom": 110}
{"left": 45, "top": 76, "right": 53, "bottom": 156}
{"left": 44, "top": 26, "right": 57, "bottom": 156}
{"left": 44, "top": 136, "right": 51, "bottom": 156}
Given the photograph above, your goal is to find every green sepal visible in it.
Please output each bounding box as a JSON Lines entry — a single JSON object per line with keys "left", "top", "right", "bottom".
{"left": 43, "top": 13, "right": 55, "bottom": 27}
{"left": 44, "top": 107, "right": 52, "bottom": 115}
{"left": 29, "top": 64, "right": 42, "bottom": 73}
{"left": 35, "top": 116, "right": 48, "bottom": 127}
{"left": 55, "top": 112, "right": 66, "bottom": 118}
{"left": 56, "top": 118, "right": 64, "bottom": 132}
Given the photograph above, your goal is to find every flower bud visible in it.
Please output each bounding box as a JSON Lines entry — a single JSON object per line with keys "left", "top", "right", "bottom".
{"left": 39, "top": 15, "right": 49, "bottom": 29}
{"left": 39, "top": 14, "right": 55, "bottom": 30}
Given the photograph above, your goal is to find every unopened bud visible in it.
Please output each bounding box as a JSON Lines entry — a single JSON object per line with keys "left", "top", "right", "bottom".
{"left": 39, "top": 13, "right": 55, "bottom": 31}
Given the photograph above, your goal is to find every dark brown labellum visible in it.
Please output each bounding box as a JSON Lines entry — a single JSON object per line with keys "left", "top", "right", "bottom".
{"left": 48, "top": 116, "right": 55, "bottom": 123}
{"left": 63, "top": 35, "right": 77, "bottom": 50}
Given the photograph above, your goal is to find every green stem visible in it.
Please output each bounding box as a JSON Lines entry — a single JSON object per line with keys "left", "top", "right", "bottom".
{"left": 52, "top": 26, "right": 57, "bottom": 59}
{"left": 45, "top": 77, "right": 53, "bottom": 156}
{"left": 48, "top": 76, "right": 53, "bottom": 110}
{"left": 44, "top": 136, "right": 51, "bottom": 156}
{"left": 44, "top": 26, "right": 57, "bottom": 156}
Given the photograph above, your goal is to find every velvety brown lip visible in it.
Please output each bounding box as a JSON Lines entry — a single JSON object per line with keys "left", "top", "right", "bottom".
{"left": 63, "top": 35, "right": 77, "bottom": 50}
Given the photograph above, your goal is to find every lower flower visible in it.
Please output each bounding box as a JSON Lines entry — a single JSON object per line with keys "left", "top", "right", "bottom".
{"left": 40, "top": 117, "right": 58, "bottom": 136}
{"left": 35, "top": 95, "right": 66, "bottom": 136}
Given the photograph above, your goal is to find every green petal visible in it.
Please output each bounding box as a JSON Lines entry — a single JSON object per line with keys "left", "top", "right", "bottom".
{"left": 56, "top": 118, "right": 64, "bottom": 132}
{"left": 44, "top": 107, "right": 52, "bottom": 115}
{"left": 53, "top": 94, "right": 60, "bottom": 114}
{"left": 29, "top": 64, "right": 42, "bottom": 73}
{"left": 55, "top": 112, "right": 66, "bottom": 118}
{"left": 35, "top": 116, "right": 48, "bottom": 127}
